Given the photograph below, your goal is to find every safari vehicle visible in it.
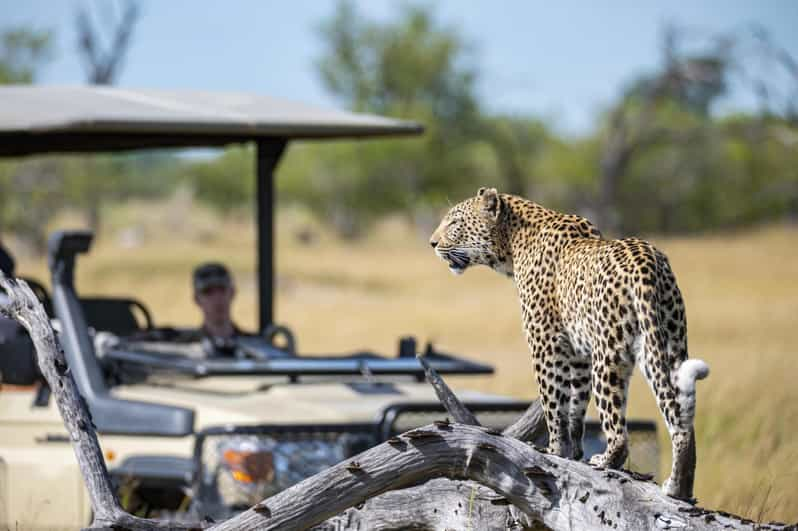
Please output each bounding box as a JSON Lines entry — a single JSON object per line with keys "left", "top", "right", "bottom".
{"left": 0, "top": 86, "right": 658, "bottom": 530}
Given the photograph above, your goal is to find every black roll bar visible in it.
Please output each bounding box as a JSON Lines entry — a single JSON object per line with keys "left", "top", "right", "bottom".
{"left": 256, "top": 139, "right": 287, "bottom": 332}
{"left": 48, "top": 230, "right": 194, "bottom": 437}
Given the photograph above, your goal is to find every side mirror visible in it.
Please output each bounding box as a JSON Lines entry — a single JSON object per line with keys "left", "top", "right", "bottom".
{"left": 0, "top": 316, "right": 39, "bottom": 386}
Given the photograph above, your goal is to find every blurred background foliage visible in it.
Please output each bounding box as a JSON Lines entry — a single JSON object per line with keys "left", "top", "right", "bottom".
{"left": 1, "top": 0, "right": 797, "bottom": 253}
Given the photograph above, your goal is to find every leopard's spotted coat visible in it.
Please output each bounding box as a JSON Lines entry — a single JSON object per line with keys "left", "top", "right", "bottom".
{"left": 429, "top": 188, "right": 709, "bottom": 499}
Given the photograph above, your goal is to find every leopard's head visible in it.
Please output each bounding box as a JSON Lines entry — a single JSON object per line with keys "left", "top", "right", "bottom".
{"left": 429, "top": 187, "right": 512, "bottom": 276}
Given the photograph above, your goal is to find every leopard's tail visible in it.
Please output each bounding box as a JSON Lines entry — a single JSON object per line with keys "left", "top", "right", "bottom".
{"left": 632, "top": 246, "right": 709, "bottom": 430}
{"left": 674, "top": 359, "right": 710, "bottom": 427}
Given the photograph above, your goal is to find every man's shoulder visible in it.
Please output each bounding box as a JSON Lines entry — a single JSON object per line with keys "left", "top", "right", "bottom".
{"left": 232, "top": 324, "right": 256, "bottom": 338}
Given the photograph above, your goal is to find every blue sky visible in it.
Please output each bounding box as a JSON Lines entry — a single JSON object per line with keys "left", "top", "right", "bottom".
{"left": 3, "top": 1, "right": 797, "bottom": 135}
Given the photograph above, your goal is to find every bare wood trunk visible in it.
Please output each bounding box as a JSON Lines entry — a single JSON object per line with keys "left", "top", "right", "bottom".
{"left": 1, "top": 272, "right": 793, "bottom": 531}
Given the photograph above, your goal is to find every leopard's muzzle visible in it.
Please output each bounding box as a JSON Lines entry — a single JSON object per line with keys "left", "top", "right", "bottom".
{"left": 437, "top": 248, "right": 470, "bottom": 275}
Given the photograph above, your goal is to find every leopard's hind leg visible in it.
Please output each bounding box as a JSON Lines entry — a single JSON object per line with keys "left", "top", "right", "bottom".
{"left": 587, "top": 348, "right": 634, "bottom": 469}
{"left": 566, "top": 357, "right": 591, "bottom": 461}
{"left": 636, "top": 261, "right": 709, "bottom": 500}
{"left": 638, "top": 333, "right": 707, "bottom": 499}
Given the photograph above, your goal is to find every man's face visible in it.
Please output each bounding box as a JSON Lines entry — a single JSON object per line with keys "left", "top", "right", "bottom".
{"left": 195, "top": 284, "right": 235, "bottom": 324}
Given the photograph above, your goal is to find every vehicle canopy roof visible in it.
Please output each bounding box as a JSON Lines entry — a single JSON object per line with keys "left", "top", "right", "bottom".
{"left": 0, "top": 85, "right": 422, "bottom": 156}
{"left": 0, "top": 85, "right": 423, "bottom": 330}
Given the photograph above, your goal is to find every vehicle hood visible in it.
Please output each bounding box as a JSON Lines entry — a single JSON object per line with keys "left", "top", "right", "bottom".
{"left": 111, "top": 377, "right": 507, "bottom": 429}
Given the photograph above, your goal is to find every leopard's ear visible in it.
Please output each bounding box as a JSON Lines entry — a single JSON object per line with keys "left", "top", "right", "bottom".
{"left": 479, "top": 187, "right": 501, "bottom": 221}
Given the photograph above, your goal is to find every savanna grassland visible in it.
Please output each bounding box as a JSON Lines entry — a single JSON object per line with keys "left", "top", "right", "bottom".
{"left": 15, "top": 199, "right": 798, "bottom": 522}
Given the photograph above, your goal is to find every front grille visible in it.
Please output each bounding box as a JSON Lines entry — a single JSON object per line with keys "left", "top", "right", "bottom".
{"left": 192, "top": 424, "right": 376, "bottom": 519}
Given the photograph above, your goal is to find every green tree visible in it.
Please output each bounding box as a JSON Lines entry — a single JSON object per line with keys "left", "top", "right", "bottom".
{"left": 0, "top": 27, "right": 52, "bottom": 83}
{"left": 295, "top": 1, "right": 487, "bottom": 236}
{"left": 481, "top": 115, "right": 550, "bottom": 197}
{"left": 61, "top": 152, "right": 183, "bottom": 231}
{"left": 0, "top": 27, "right": 54, "bottom": 250}
{"left": 594, "top": 25, "right": 798, "bottom": 234}
{"left": 0, "top": 158, "right": 64, "bottom": 253}
{"left": 188, "top": 146, "right": 255, "bottom": 215}
{"left": 317, "top": 1, "right": 479, "bottom": 123}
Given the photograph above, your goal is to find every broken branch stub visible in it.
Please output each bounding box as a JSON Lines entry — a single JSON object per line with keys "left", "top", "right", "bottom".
{"left": 417, "top": 352, "right": 481, "bottom": 426}
{"left": 418, "top": 349, "right": 547, "bottom": 443}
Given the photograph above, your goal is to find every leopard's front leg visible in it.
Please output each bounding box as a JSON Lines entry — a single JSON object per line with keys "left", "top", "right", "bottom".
{"left": 531, "top": 334, "right": 573, "bottom": 458}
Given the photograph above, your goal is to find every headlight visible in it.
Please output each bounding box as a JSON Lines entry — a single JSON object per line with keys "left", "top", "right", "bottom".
{"left": 220, "top": 438, "right": 275, "bottom": 484}
{"left": 208, "top": 433, "right": 370, "bottom": 509}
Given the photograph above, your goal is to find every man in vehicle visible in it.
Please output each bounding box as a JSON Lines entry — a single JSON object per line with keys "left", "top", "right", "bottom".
{"left": 192, "top": 262, "right": 245, "bottom": 356}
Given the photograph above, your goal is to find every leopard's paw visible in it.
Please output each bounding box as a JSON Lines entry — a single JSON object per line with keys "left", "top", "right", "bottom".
{"left": 588, "top": 453, "right": 608, "bottom": 468}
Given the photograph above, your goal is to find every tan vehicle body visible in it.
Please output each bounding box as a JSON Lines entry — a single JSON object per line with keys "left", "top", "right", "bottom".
{"left": 0, "top": 87, "right": 444, "bottom": 531}
{"left": 0, "top": 376, "right": 503, "bottom": 530}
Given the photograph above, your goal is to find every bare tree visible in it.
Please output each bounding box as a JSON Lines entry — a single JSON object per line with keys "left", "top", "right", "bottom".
{"left": 76, "top": 0, "right": 139, "bottom": 85}
{"left": 595, "top": 25, "right": 727, "bottom": 233}
{"left": 594, "top": 24, "right": 798, "bottom": 235}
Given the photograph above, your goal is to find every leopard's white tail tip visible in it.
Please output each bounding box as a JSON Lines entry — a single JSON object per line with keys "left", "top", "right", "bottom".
{"left": 675, "top": 359, "right": 709, "bottom": 425}
{"left": 676, "top": 359, "right": 710, "bottom": 393}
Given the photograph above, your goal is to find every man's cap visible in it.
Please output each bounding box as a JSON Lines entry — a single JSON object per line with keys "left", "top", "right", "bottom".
{"left": 193, "top": 262, "right": 232, "bottom": 292}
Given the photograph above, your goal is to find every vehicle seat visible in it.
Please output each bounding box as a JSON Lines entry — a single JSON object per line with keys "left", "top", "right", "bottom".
{"left": 80, "top": 297, "right": 153, "bottom": 337}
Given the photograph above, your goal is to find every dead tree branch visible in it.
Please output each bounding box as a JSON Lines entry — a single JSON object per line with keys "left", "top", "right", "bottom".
{"left": 2, "top": 271, "right": 794, "bottom": 531}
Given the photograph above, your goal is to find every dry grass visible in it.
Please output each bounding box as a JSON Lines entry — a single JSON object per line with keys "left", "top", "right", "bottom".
{"left": 14, "top": 199, "right": 798, "bottom": 522}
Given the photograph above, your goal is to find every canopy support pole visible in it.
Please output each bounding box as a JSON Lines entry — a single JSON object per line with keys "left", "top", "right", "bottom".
{"left": 256, "top": 139, "right": 287, "bottom": 333}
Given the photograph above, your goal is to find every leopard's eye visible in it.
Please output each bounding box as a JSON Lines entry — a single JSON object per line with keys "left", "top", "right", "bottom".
{"left": 447, "top": 218, "right": 463, "bottom": 238}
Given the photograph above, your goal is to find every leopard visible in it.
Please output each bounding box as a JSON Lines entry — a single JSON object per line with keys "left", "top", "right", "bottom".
{"left": 429, "top": 187, "right": 709, "bottom": 500}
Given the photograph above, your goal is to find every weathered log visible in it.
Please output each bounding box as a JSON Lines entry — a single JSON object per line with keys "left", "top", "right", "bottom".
{"left": 312, "top": 479, "right": 539, "bottom": 531}
{"left": 2, "top": 272, "right": 794, "bottom": 531}
{"left": 209, "top": 421, "right": 797, "bottom": 531}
